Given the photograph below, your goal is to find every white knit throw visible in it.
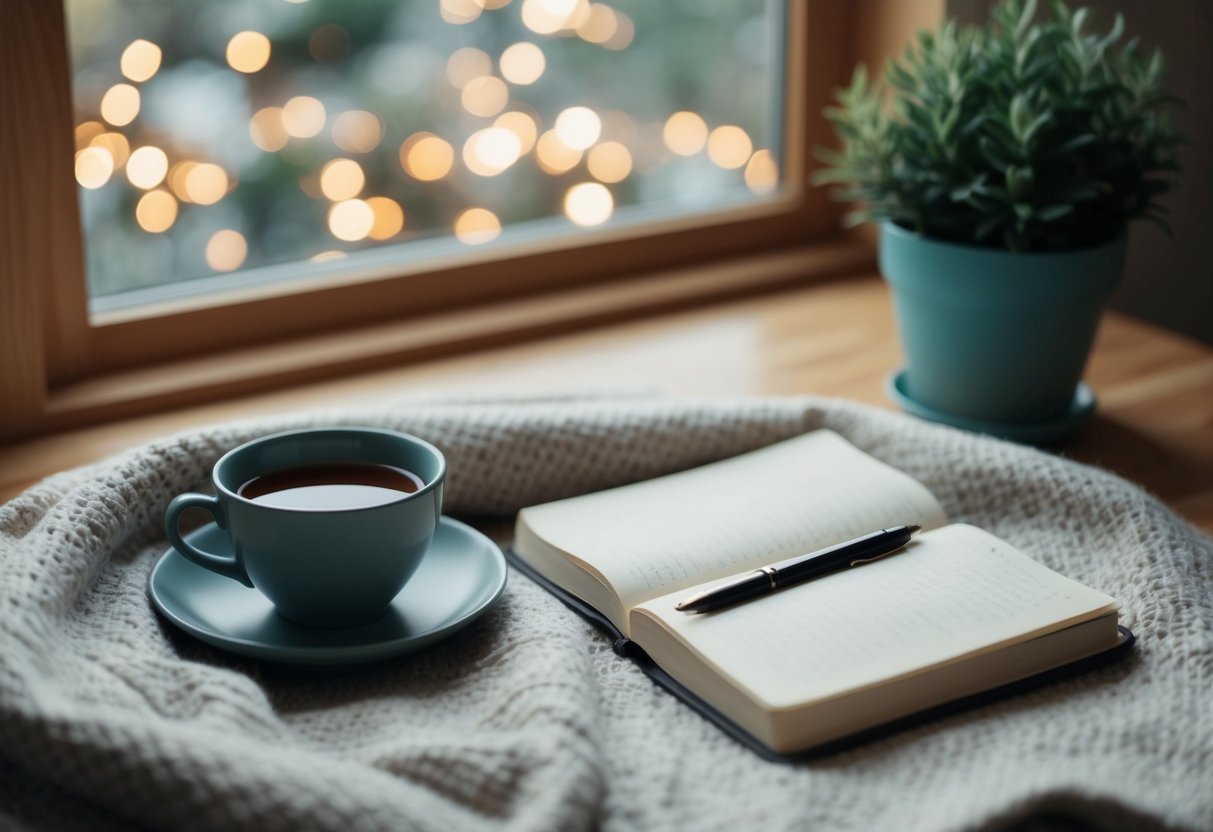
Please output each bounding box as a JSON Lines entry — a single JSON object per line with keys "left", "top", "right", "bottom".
{"left": 1, "top": 395, "right": 1210, "bottom": 832}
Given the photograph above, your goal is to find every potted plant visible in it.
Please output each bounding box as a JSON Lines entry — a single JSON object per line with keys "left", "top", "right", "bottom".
{"left": 815, "top": 0, "right": 1181, "bottom": 441}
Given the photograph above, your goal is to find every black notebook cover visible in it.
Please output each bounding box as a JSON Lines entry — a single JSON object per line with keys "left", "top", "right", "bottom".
{"left": 505, "top": 548, "right": 1136, "bottom": 762}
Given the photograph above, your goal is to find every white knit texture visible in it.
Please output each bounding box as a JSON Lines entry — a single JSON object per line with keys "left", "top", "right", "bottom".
{"left": 0, "top": 395, "right": 1209, "bottom": 832}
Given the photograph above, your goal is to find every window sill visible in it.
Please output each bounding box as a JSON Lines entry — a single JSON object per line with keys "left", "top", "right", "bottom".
{"left": 3, "top": 268, "right": 1211, "bottom": 536}
{"left": 37, "top": 238, "right": 873, "bottom": 437}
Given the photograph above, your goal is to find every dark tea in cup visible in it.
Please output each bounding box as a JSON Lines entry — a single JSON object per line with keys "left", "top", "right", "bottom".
{"left": 238, "top": 463, "right": 425, "bottom": 510}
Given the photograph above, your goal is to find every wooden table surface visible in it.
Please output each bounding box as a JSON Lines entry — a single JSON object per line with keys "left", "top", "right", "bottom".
{"left": 2, "top": 274, "right": 1211, "bottom": 531}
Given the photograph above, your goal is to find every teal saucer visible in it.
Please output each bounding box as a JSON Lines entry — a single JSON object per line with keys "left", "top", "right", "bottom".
{"left": 886, "top": 369, "right": 1096, "bottom": 445}
{"left": 149, "top": 516, "right": 506, "bottom": 665}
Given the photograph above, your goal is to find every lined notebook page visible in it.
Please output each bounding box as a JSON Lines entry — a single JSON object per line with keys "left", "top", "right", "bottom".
{"left": 516, "top": 431, "right": 948, "bottom": 613}
{"left": 632, "top": 524, "right": 1120, "bottom": 710}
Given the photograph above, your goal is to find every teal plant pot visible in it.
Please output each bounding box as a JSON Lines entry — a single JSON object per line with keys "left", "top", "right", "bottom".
{"left": 880, "top": 221, "right": 1126, "bottom": 425}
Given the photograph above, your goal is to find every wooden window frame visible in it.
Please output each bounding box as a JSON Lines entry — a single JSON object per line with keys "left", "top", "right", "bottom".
{"left": 1, "top": 1, "right": 940, "bottom": 440}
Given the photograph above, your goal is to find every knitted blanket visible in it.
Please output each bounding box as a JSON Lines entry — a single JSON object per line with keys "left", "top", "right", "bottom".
{"left": 1, "top": 396, "right": 1210, "bottom": 832}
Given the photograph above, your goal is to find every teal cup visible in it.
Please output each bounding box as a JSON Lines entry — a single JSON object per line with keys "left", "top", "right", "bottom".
{"left": 165, "top": 427, "right": 446, "bottom": 628}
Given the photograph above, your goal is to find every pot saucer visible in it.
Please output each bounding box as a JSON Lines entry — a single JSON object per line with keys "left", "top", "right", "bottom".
{"left": 149, "top": 516, "right": 506, "bottom": 665}
{"left": 886, "top": 369, "right": 1096, "bottom": 445}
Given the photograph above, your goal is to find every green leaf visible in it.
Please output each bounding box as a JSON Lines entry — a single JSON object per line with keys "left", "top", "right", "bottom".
{"left": 842, "top": 209, "right": 872, "bottom": 228}
{"left": 1050, "top": 133, "right": 1098, "bottom": 155}
{"left": 1036, "top": 204, "right": 1074, "bottom": 221}
{"left": 1006, "top": 165, "right": 1035, "bottom": 200}
{"left": 1022, "top": 112, "right": 1054, "bottom": 146}
{"left": 1071, "top": 8, "right": 1090, "bottom": 37}
{"left": 810, "top": 0, "right": 1184, "bottom": 251}
{"left": 1099, "top": 13, "right": 1125, "bottom": 50}
{"left": 1016, "top": 0, "right": 1039, "bottom": 39}
{"left": 976, "top": 214, "right": 1005, "bottom": 240}
{"left": 1010, "top": 95, "right": 1032, "bottom": 140}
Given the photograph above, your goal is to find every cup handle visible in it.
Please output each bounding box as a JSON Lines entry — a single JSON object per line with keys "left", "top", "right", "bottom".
{"left": 165, "top": 493, "right": 253, "bottom": 587}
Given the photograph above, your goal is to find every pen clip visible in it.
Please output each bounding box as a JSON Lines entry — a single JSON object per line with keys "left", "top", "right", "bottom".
{"left": 850, "top": 544, "right": 906, "bottom": 567}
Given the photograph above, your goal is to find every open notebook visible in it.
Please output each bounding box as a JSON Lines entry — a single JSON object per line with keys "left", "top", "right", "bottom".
{"left": 510, "top": 431, "right": 1132, "bottom": 758}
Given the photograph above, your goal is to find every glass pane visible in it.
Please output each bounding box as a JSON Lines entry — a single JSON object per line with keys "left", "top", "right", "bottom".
{"left": 67, "top": 0, "right": 783, "bottom": 309}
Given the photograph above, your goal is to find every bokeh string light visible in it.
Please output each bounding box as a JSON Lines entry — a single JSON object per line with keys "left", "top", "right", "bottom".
{"left": 447, "top": 47, "right": 493, "bottom": 88}
{"left": 535, "top": 130, "right": 582, "bottom": 174}
{"left": 75, "top": 147, "right": 114, "bottom": 189}
{"left": 576, "top": 5, "right": 616, "bottom": 44}
{"left": 167, "top": 161, "right": 198, "bottom": 201}
{"left": 744, "top": 149, "right": 779, "bottom": 194}
{"left": 183, "top": 163, "right": 228, "bottom": 205}
{"left": 554, "top": 106, "right": 601, "bottom": 151}
{"left": 205, "top": 230, "right": 248, "bottom": 271}
{"left": 120, "top": 39, "right": 161, "bottom": 82}
{"left": 99, "top": 83, "right": 140, "bottom": 126}
{"left": 226, "top": 31, "right": 271, "bottom": 73}
{"left": 332, "top": 111, "right": 383, "bottom": 154}
{"left": 328, "top": 199, "right": 375, "bottom": 241}
{"left": 135, "top": 189, "right": 178, "bottom": 232}
{"left": 601, "top": 11, "right": 634, "bottom": 50}
{"left": 91, "top": 132, "right": 131, "bottom": 169}
{"left": 494, "top": 111, "right": 538, "bottom": 154}
{"left": 499, "top": 42, "right": 546, "bottom": 85}
{"left": 441, "top": 0, "right": 483, "bottom": 25}
{"left": 75, "top": 121, "right": 106, "bottom": 149}
{"left": 401, "top": 133, "right": 455, "bottom": 181}
{"left": 453, "top": 208, "right": 502, "bottom": 244}
{"left": 463, "top": 128, "right": 523, "bottom": 177}
{"left": 250, "top": 107, "right": 289, "bottom": 152}
{"left": 461, "top": 76, "right": 510, "bottom": 117}
{"left": 319, "top": 158, "right": 366, "bottom": 201}
{"left": 366, "top": 197, "right": 405, "bottom": 241}
{"left": 282, "top": 96, "right": 326, "bottom": 138}
{"left": 586, "top": 141, "right": 631, "bottom": 183}
{"left": 311, "top": 250, "right": 348, "bottom": 263}
{"left": 707, "top": 125, "right": 753, "bottom": 170}
{"left": 520, "top": 0, "right": 567, "bottom": 35}
{"left": 663, "top": 111, "right": 709, "bottom": 156}
{"left": 126, "top": 146, "right": 168, "bottom": 189}
{"left": 563, "top": 182, "right": 613, "bottom": 226}
{"left": 70, "top": 1, "right": 775, "bottom": 289}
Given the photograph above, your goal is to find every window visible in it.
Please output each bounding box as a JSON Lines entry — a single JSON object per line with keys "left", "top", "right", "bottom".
{"left": 2, "top": 2, "right": 910, "bottom": 440}
{"left": 68, "top": 0, "right": 785, "bottom": 310}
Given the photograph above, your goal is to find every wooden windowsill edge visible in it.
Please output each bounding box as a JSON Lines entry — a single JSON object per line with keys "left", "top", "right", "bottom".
{"left": 29, "top": 239, "right": 874, "bottom": 439}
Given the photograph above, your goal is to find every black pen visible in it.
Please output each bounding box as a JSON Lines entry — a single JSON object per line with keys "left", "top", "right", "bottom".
{"left": 675, "top": 524, "right": 923, "bottom": 613}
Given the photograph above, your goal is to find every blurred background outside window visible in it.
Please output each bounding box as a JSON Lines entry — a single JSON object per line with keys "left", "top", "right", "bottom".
{"left": 67, "top": 0, "right": 783, "bottom": 311}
